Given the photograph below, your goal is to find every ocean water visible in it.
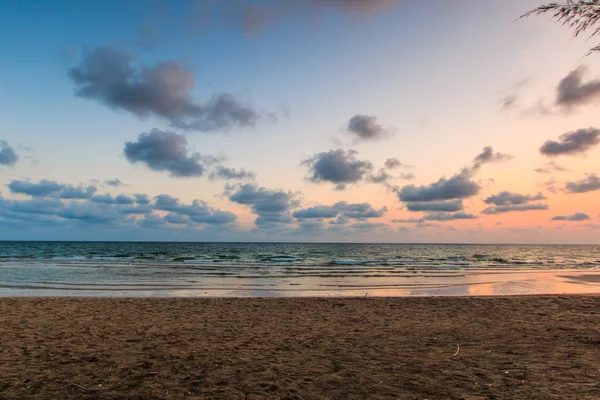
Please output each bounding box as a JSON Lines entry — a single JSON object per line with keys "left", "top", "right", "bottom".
{"left": 0, "top": 241, "right": 599, "bottom": 297}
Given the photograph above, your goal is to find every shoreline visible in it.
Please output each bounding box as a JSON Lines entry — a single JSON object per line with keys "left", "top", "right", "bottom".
{"left": 2, "top": 295, "right": 599, "bottom": 399}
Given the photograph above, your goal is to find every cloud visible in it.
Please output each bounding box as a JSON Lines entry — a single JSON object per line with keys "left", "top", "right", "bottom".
{"left": 405, "top": 200, "right": 463, "bottom": 212}
{"left": 398, "top": 172, "right": 480, "bottom": 202}
{"left": 332, "top": 201, "right": 387, "bottom": 219}
{"left": 556, "top": 65, "right": 600, "bottom": 109}
{"left": 134, "top": 193, "right": 151, "bottom": 204}
{"left": 154, "top": 195, "right": 237, "bottom": 225}
{"left": 0, "top": 140, "right": 18, "bottom": 166}
{"left": 500, "top": 94, "right": 518, "bottom": 111}
{"left": 124, "top": 129, "right": 254, "bottom": 180}
{"left": 293, "top": 205, "right": 340, "bottom": 219}
{"left": 69, "top": 46, "right": 261, "bottom": 132}
{"left": 105, "top": 178, "right": 126, "bottom": 187}
{"left": 7, "top": 179, "right": 63, "bottom": 197}
{"left": 470, "top": 146, "right": 513, "bottom": 172}
{"left": 209, "top": 165, "right": 255, "bottom": 181}
{"left": 384, "top": 158, "right": 410, "bottom": 169}
{"left": 534, "top": 161, "right": 568, "bottom": 174}
{"left": 367, "top": 168, "right": 391, "bottom": 183}
{"left": 483, "top": 191, "right": 546, "bottom": 206}
{"left": 301, "top": 149, "right": 373, "bottom": 190}
{"left": 227, "top": 183, "right": 299, "bottom": 227}
{"left": 550, "top": 213, "right": 591, "bottom": 222}
{"left": 540, "top": 128, "right": 600, "bottom": 157}
{"left": 346, "top": 115, "right": 391, "bottom": 140}
{"left": 481, "top": 191, "right": 548, "bottom": 215}
{"left": 421, "top": 212, "right": 478, "bottom": 221}
{"left": 482, "top": 203, "right": 549, "bottom": 215}
{"left": 565, "top": 174, "right": 600, "bottom": 194}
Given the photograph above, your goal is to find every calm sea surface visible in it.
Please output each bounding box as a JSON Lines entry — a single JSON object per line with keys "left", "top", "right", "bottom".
{"left": 1, "top": 242, "right": 599, "bottom": 297}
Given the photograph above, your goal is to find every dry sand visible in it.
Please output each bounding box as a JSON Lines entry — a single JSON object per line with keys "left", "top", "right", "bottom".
{"left": 1, "top": 296, "right": 599, "bottom": 399}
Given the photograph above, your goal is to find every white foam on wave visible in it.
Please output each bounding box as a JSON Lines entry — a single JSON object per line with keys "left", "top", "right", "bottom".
{"left": 51, "top": 256, "right": 88, "bottom": 261}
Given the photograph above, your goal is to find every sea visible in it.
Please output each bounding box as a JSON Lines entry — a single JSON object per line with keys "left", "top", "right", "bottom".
{"left": 0, "top": 241, "right": 599, "bottom": 297}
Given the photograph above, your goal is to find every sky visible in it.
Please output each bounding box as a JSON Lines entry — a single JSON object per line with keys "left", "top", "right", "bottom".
{"left": 1, "top": 0, "right": 600, "bottom": 243}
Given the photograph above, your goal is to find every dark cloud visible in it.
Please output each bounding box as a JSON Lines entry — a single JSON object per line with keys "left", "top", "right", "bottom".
{"left": 134, "top": 193, "right": 151, "bottom": 204}
{"left": 346, "top": 115, "right": 390, "bottom": 140}
{"left": 209, "top": 165, "right": 255, "bottom": 181}
{"left": 367, "top": 169, "right": 391, "bottom": 183}
{"left": 301, "top": 149, "right": 373, "bottom": 190}
{"left": 398, "top": 172, "right": 480, "bottom": 202}
{"left": 350, "top": 221, "right": 388, "bottom": 230}
{"left": 293, "top": 206, "right": 340, "bottom": 219}
{"left": 483, "top": 191, "right": 546, "bottom": 206}
{"left": 124, "top": 130, "right": 207, "bottom": 178}
{"left": 0, "top": 140, "right": 18, "bottom": 166}
{"left": 540, "top": 128, "right": 600, "bottom": 157}
{"left": 227, "top": 183, "right": 299, "bottom": 227}
{"left": 1, "top": 185, "right": 236, "bottom": 230}
{"left": 405, "top": 200, "right": 463, "bottom": 212}
{"left": 551, "top": 213, "right": 591, "bottom": 222}
{"left": 534, "top": 161, "right": 568, "bottom": 174}
{"left": 293, "top": 201, "right": 386, "bottom": 221}
{"left": 124, "top": 129, "right": 253, "bottom": 180}
{"left": 7, "top": 179, "right": 65, "bottom": 197}
{"left": 153, "top": 194, "right": 237, "bottom": 225}
{"left": 556, "top": 65, "right": 600, "bottom": 109}
{"left": 565, "top": 174, "right": 600, "bottom": 194}
{"left": 384, "top": 158, "right": 410, "bottom": 169}
{"left": 59, "top": 184, "right": 97, "bottom": 199}
{"left": 482, "top": 204, "right": 549, "bottom": 215}
{"left": 105, "top": 178, "right": 126, "bottom": 187}
{"left": 69, "top": 46, "right": 261, "bottom": 132}
{"left": 471, "top": 146, "right": 513, "bottom": 172}
{"left": 421, "top": 212, "right": 478, "bottom": 221}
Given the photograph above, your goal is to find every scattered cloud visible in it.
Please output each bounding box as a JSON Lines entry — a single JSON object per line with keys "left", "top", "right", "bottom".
{"left": 227, "top": 183, "right": 299, "bottom": 227}
{"left": 384, "top": 158, "right": 411, "bottom": 169}
{"left": 124, "top": 130, "right": 207, "bottom": 177}
{"left": 105, "top": 178, "right": 126, "bottom": 187}
{"left": 124, "top": 129, "right": 253, "bottom": 180}
{"left": 301, "top": 149, "right": 373, "bottom": 190}
{"left": 405, "top": 200, "right": 463, "bottom": 212}
{"left": 0, "top": 140, "right": 18, "bottom": 166}
{"left": 421, "top": 212, "right": 478, "bottom": 221}
{"left": 482, "top": 203, "right": 549, "bottom": 215}
{"left": 550, "top": 213, "right": 591, "bottom": 222}
{"left": 470, "top": 146, "right": 513, "bottom": 172}
{"left": 540, "top": 128, "right": 600, "bottom": 157}
{"left": 346, "top": 114, "right": 392, "bottom": 141}
{"left": 565, "top": 173, "right": 600, "bottom": 194}
{"left": 482, "top": 190, "right": 548, "bottom": 214}
{"left": 556, "top": 65, "right": 600, "bottom": 110}
{"left": 483, "top": 191, "right": 546, "bottom": 206}
{"left": 69, "top": 46, "right": 262, "bottom": 132}
{"left": 534, "top": 161, "right": 568, "bottom": 174}
{"left": 209, "top": 165, "right": 255, "bottom": 181}
{"left": 7, "top": 179, "right": 97, "bottom": 199}
{"left": 398, "top": 172, "right": 480, "bottom": 202}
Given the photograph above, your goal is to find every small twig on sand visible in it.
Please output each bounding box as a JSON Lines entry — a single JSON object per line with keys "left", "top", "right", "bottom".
{"left": 449, "top": 344, "right": 460, "bottom": 358}
{"left": 364, "top": 293, "right": 368, "bottom": 299}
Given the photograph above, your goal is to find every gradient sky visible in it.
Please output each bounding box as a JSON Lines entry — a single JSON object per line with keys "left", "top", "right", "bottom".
{"left": 1, "top": 0, "right": 599, "bottom": 243}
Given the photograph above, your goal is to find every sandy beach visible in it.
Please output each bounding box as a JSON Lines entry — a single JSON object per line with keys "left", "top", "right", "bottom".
{"left": 1, "top": 296, "right": 599, "bottom": 399}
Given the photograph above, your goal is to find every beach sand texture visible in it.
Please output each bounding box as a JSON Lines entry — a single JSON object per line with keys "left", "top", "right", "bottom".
{"left": 1, "top": 296, "right": 599, "bottom": 399}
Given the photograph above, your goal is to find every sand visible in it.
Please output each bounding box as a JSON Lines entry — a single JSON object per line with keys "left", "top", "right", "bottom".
{"left": 1, "top": 296, "right": 599, "bottom": 400}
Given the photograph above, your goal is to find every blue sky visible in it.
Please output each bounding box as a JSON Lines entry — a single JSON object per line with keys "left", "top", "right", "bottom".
{"left": 1, "top": 0, "right": 600, "bottom": 243}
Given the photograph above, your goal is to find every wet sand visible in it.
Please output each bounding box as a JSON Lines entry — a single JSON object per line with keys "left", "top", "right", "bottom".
{"left": 1, "top": 296, "right": 599, "bottom": 399}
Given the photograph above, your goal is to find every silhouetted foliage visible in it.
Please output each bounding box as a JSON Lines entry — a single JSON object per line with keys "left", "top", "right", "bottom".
{"left": 520, "top": 0, "right": 600, "bottom": 56}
